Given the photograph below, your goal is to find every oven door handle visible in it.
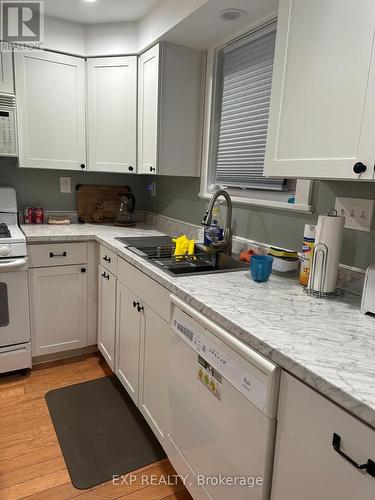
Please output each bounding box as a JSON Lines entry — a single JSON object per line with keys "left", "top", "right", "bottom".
{"left": 0, "top": 257, "right": 27, "bottom": 272}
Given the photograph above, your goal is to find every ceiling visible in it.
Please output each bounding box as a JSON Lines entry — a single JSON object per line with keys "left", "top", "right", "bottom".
{"left": 165, "top": 0, "right": 278, "bottom": 49}
{"left": 44, "top": 0, "right": 161, "bottom": 24}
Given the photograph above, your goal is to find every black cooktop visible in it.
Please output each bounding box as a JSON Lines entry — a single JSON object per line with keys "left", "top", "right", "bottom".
{"left": 0, "top": 223, "right": 10, "bottom": 238}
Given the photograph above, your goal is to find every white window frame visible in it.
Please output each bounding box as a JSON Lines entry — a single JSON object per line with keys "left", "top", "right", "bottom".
{"left": 199, "top": 21, "right": 314, "bottom": 213}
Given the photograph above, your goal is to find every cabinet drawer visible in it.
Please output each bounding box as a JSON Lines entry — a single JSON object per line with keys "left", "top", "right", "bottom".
{"left": 28, "top": 243, "right": 88, "bottom": 268}
{"left": 118, "top": 257, "right": 170, "bottom": 321}
{"left": 274, "top": 373, "right": 375, "bottom": 498}
{"left": 99, "top": 245, "right": 117, "bottom": 275}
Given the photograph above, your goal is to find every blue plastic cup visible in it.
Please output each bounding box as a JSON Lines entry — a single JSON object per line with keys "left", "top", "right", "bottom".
{"left": 250, "top": 255, "right": 274, "bottom": 283}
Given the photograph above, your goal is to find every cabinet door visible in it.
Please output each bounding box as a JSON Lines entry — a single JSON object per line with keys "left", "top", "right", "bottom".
{"left": 138, "top": 44, "right": 159, "bottom": 175}
{"left": 14, "top": 50, "right": 86, "bottom": 170}
{"left": 139, "top": 307, "right": 169, "bottom": 443}
{"left": 29, "top": 265, "right": 88, "bottom": 356}
{"left": 264, "top": 0, "right": 375, "bottom": 180}
{"left": 0, "top": 50, "right": 14, "bottom": 94}
{"left": 87, "top": 57, "right": 137, "bottom": 174}
{"left": 97, "top": 265, "right": 116, "bottom": 370}
{"left": 115, "top": 281, "right": 141, "bottom": 404}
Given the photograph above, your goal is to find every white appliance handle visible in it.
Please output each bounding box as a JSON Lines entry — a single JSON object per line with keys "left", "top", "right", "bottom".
{"left": 0, "top": 257, "right": 27, "bottom": 272}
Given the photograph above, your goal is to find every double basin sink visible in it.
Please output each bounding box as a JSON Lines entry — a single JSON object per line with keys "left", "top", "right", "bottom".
{"left": 116, "top": 235, "right": 248, "bottom": 277}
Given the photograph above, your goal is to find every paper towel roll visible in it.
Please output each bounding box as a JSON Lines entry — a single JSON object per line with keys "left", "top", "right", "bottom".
{"left": 309, "top": 214, "right": 345, "bottom": 293}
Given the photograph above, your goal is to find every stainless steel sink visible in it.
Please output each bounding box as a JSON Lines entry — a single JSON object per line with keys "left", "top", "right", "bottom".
{"left": 116, "top": 236, "right": 249, "bottom": 277}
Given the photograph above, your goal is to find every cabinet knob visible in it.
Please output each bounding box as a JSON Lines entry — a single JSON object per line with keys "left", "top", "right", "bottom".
{"left": 137, "top": 304, "right": 144, "bottom": 312}
{"left": 133, "top": 300, "right": 139, "bottom": 308}
{"left": 353, "top": 162, "right": 367, "bottom": 174}
{"left": 128, "top": 166, "right": 134, "bottom": 172}
{"left": 80, "top": 164, "right": 86, "bottom": 170}
{"left": 150, "top": 166, "right": 156, "bottom": 172}
{"left": 81, "top": 268, "right": 86, "bottom": 273}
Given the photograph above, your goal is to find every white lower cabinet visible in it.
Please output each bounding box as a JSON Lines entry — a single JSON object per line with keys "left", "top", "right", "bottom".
{"left": 29, "top": 265, "right": 88, "bottom": 356}
{"left": 139, "top": 307, "right": 169, "bottom": 443}
{"left": 97, "top": 264, "right": 116, "bottom": 369}
{"left": 115, "top": 257, "right": 170, "bottom": 445}
{"left": 115, "top": 281, "right": 142, "bottom": 405}
{"left": 271, "top": 372, "right": 375, "bottom": 500}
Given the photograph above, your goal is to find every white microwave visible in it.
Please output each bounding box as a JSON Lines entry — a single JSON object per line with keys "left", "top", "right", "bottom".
{"left": 0, "top": 94, "right": 17, "bottom": 157}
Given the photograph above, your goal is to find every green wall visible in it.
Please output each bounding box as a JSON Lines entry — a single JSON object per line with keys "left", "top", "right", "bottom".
{"left": 146, "top": 176, "right": 375, "bottom": 270}
{"left": 1, "top": 157, "right": 374, "bottom": 270}
{"left": 0, "top": 159, "right": 148, "bottom": 211}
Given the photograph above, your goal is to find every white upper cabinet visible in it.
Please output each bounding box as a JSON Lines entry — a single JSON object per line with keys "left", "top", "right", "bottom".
{"left": 138, "top": 43, "right": 202, "bottom": 176}
{"left": 0, "top": 50, "right": 14, "bottom": 94}
{"left": 14, "top": 50, "right": 86, "bottom": 170}
{"left": 87, "top": 56, "right": 137, "bottom": 174}
{"left": 264, "top": 0, "right": 375, "bottom": 180}
{"left": 138, "top": 45, "right": 159, "bottom": 175}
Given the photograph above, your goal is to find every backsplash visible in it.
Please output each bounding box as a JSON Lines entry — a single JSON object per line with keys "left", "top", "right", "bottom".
{"left": 145, "top": 176, "right": 375, "bottom": 271}
{"left": 145, "top": 211, "right": 366, "bottom": 296}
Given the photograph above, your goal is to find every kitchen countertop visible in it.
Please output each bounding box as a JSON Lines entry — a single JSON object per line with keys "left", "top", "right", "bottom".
{"left": 23, "top": 223, "right": 375, "bottom": 429}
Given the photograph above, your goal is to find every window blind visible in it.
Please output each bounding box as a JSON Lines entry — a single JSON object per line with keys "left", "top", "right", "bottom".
{"left": 214, "top": 28, "right": 285, "bottom": 191}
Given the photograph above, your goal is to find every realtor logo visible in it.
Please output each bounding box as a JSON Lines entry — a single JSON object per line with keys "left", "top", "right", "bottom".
{"left": 1, "top": 1, "right": 44, "bottom": 46}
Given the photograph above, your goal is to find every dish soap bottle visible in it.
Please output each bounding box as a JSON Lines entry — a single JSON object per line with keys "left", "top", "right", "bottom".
{"left": 204, "top": 203, "right": 223, "bottom": 247}
{"left": 299, "top": 224, "right": 316, "bottom": 286}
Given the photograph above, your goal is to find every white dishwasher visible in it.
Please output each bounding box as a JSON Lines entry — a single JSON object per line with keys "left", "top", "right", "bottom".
{"left": 167, "top": 295, "right": 280, "bottom": 500}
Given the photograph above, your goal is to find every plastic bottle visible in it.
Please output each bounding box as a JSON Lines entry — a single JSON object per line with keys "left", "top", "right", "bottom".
{"left": 299, "top": 224, "right": 316, "bottom": 286}
{"left": 204, "top": 202, "right": 224, "bottom": 246}
{"left": 204, "top": 219, "right": 221, "bottom": 246}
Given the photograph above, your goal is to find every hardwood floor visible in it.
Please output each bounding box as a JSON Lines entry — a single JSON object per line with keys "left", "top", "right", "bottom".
{"left": 0, "top": 353, "right": 192, "bottom": 500}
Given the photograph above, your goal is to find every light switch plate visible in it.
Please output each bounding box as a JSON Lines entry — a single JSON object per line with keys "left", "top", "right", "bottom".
{"left": 335, "top": 197, "right": 374, "bottom": 232}
{"left": 60, "top": 177, "right": 71, "bottom": 194}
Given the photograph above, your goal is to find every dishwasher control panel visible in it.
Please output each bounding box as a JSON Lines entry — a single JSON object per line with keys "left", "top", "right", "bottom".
{"left": 172, "top": 305, "right": 269, "bottom": 413}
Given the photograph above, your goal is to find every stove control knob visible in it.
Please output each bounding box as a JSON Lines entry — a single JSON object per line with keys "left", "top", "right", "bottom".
{"left": 0, "top": 245, "right": 11, "bottom": 257}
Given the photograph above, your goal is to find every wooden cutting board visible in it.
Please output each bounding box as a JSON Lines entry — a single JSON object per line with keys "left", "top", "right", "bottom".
{"left": 77, "top": 185, "right": 130, "bottom": 223}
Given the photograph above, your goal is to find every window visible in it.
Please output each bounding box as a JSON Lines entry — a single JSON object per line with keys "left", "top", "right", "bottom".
{"left": 200, "top": 22, "right": 312, "bottom": 211}
{"left": 213, "top": 25, "right": 284, "bottom": 191}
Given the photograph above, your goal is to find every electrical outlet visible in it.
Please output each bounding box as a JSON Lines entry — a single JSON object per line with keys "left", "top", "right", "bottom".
{"left": 60, "top": 177, "right": 71, "bottom": 194}
{"left": 335, "top": 197, "right": 374, "bottom": 232}
{"left": 147, "top": 182, "right": 157, "bottom": 197}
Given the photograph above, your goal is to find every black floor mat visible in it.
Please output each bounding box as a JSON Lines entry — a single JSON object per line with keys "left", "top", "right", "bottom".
{"left": 45, "top": 375, "right": 166, "bottom": 490}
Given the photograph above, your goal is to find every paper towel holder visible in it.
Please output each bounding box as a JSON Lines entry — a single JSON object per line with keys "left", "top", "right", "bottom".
{"left": 304, "top": 209, "right": 340, "bottom": 299}
{"left": 304, "top": 243, "right": 330, "bottom": 298}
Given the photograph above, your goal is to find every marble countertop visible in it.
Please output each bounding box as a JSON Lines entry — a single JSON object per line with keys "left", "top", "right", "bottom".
{"left": 22, "top": 223, "right": 375, "bottom": 429}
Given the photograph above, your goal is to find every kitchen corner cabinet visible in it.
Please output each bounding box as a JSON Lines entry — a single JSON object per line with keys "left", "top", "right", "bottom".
{"left": 0, "top": 50, "right": 14, "bottom": 94}
{"left": 29, "top": 265, "right": 88, "bottom": 356}
{"left": 87, "top": 56, "right": 137, "bottom": 174}
{"left": 97, "top": 264, "right": 116, "bottom": 369}
{"left": 138, "top": 43, "right": 202, "bottom": 177}
{"left": 271, "top": 372, "right": 375, "bottom": 500}
{"left": 14, "top": 50, "right": 86, "bottom": 170}
{"left": 264, "top": 0, "right": 375, "bottom": 180}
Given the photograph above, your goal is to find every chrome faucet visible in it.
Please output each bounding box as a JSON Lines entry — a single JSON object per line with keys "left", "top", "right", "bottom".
{"left": 201, "top": 189, "right": 233, "bottom": 255}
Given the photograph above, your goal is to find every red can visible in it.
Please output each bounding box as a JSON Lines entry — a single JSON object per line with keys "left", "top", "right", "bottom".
{"left": 23, "top": 207, "right": 34, "bottom": 224}
{"left": 34, "top": 207, "right": 44, "bottom": 224}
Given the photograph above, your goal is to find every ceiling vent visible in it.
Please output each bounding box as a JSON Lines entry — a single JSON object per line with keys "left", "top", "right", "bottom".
{"left": 219, "top": 8, "right": 247, "bottom": 22}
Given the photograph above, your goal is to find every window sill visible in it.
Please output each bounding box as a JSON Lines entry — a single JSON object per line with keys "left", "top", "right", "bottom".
{"left": 198, "top": 192, "right": 314, "bottom": 213}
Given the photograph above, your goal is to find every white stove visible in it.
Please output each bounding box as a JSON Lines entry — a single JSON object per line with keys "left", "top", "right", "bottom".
{"left": 0, "top": 224, "right": 27, "bottom": 258}
{"left": 0, "top": 187, "right": 31, "bottom": 374}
